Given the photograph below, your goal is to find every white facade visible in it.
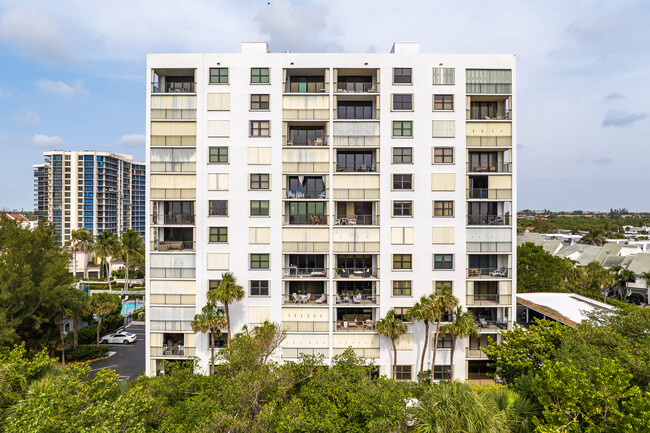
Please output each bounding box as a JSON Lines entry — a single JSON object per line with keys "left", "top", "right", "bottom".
{"left": 146, "top": 42, "right": 516, "bottom": 382}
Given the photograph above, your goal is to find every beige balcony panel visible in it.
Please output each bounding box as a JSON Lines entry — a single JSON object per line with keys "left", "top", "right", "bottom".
{"left": 432, "top": 226, "right": 455, "bottom": 244}
{"left": 150, "top": 135, "right": 196, "bottom": 147}
{"left": 150, "top": 188, "right": 196, "bottom": 199}
{"left": 284, "top": 333, "right": 329, "bottom": 348}
{"left": 150, "top": 280, "right": 196, "bottom": 295}
{"left": 249, "top": 147, "right": 272, "bottom": 165}
{"left": 431, "top": 173, "right": 456, "bottom": 191}
{"left": 282, "top": 241, "right": 329, "bottom": 252}
{"left": 333, "top": 333, "right": 379, "bottom": 349}
{"left": 248, "top": 306, "right": 272, "bottom": 324}
{"left": 151, "top": 95, "right": 196, "bottom": 109}
{"left": 151, "top": 121, "right": 196, "bottom": 136}
{"left": 207, "top": 253, "right": 229, "bottom": 270}
{"left": 150, "top": 174, "right": 196, "bottom": 189}
{"left": 207, "top": 93, "right": 230, "bottom": 111}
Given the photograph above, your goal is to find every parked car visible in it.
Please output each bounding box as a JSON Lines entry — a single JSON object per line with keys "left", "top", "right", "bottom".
{"left": 100, "top": 331, "right": 137, "bottom": 344}
{"left": 627, "top": 294, "right": 646, "bottom": 305}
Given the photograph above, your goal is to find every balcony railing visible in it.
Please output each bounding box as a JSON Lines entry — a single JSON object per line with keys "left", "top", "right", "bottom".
{"left": 150, "top": 188, "right": 196, "bottom": 199}
{"left": 466, "top": 83, "right": 512, "bottom": 94}
{"left": 150, "top": 346, "right": 197, "bottom": 357}
{"left": 284, "top": 189, "right": 327, "bottom": 199}
{"left": 466, "top": 294, "right": 508, "bottom": 306}
{"left": 150, "top": 267, "right": 196, "bottom": 279}
{"left": 467, "top": 163, "right": 511, "bottom": 173}
{"left": 467, "top": 215, "right": 511, "bottom": 226}
{"left": 282, "top": 293, "right": 328, "bottom": 305}
{"left": 334, "top": 268, "right": 378, "bottom": 278}
{"left": 467, "top": 242, "right": 512, "bottom": 253}
{"left": 282, "top": 162, "right": 330, "bottom": 173}
{"left": 332, "top": 347, "right": 379, "bottom": 358}
{"left": 466, "top": 348, "right": 489, "bottom": 359}
{"left": 335, "top": 320, "right": 376, "bottom": 332}
{"left": 333, "top": 188, "right": 380, "bottom": 200}
{"left": 334, "top": 215, "right": 378, "bottom": 226}
{"left": 283, "top": 81, "right": 328, "bottom": 93}
{"left": 282, "top": 267, "right": 328, "bottom": 278}
{"left": 333, "top": 242, "right": 380, "bottom": 253}
{"left": 151, "top": 109, "right": 196, "bottom": 120}
{"left": 150, "top": 136, "right": 196, "bottom": 147}
{"left": 334, "top": 162, "right": 379, "bottom": 173}
{"left": 283, "top": 321, "right": 329, "bottom": 332}
{"left": 282, "top": 109, "right": 329, "bottom": 120}
{"left": 152, "top": 81, "right": 195, "bottom": 93}
{"left": 283, "top": 135, "right": 327, "bottom": 146}
{"left": 467, "top": 267, "right": 511, "bottom": 278}
{"left": 466, "top": 108, "right": 511, "bottom": 121}
{"left": 282, "top": 347, "right": 329, "bottom": 358}
{"left": 466, "top": 136, "right": 512, "bottom": 148}
{"left": 332, "top": 135, "right": 380, "bottom": 147}
{"left": 475, "top": 318, "right": 509, "bottom": 331}
{"left": 283, "top": 215, "right": 328, "bottom": 225}
{"left": 335, "top": 293, "right": 379, "bottom": 305}
{"left": 152, "top": 240, "right": 195, "bottom": 252}
{"left": 467, "top": 188, "right": 512, "bottom": 200}
{"left": 151, "top": 213, "right": 195, "bottom": 225}
{"left": 149, "top": 294, "right": 196, "bottom": 305}
{"left": 282, "top": 241, "right": 329, "bottom": 253}
{"left": 335, "top": 82, "right": 378, "bottom": 93}
{"left": 150, "top": 162, "right": 196, "bottom": 173}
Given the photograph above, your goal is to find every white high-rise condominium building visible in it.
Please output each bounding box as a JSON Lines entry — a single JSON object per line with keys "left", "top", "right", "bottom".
{"left": 146, "top": 42, "right": 516, "bottom": 382}
{"left": 34, "top": 151, "right": 145, "bottom": 244}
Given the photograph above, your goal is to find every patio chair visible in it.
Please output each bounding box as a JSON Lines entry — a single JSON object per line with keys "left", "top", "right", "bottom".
{"left": 303, "top": 293, "right": 311, "bottom": 304}
{"left": 318, "top": 191, "right": 326, "bottom": 198}
{"left": 286, "top": 190, "right": 296, "bottom": 199}
{"left": 315, "top": 293, "right": 327, "bottom": 304}
{"left": 353, "top": 293, "right": 362, "bottom": 304}
{"left": 490, "top": 267, "right": 508, "bottom": 278}
{"left": 363, "top": 319, "right": 374, "bottom": 330}
{"left": 296, "top": 190, "right": 305, "bottom": 199}
{"left": 311, "top": 269, "right": 327, "bottom": 277}
{"left": 291, "top": 293, "right": 300, "bottom": 303}
{"left": 478, "top": 317, "right": 488, "bottom": 328}
{"left": 336, "top": 294, "right": 342, "bottom": 304}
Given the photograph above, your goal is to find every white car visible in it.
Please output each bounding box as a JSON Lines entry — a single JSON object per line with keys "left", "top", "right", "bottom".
{"left": 100, "top": 331, "right": 137, "bottom": 344}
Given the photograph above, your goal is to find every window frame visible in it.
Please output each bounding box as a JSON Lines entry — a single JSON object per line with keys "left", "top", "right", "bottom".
{"left": 432, "top": 67, "right": 455, "bottom": 85}
{"left": 208, "top": 147, "right": 229, "bottom": 164}
{"left": 392, "top": 93, "right": 413, "bottom": 111}
{"left": 392, "top": 254, "right": 413, "bottom": 271}
{"left": 392, "top": 147, "right": 413, "bottom": 164}
{"left": 209, "top": 68, "right": 229, "bottom": 84}
{"left": 433, "top": 254, "right": 454, "bottom": 270}
{"left": 392, "top": 280, "right": 412, "bottom": 297}
{"left": 250, "top": 67, "right": 270, "bottom": 84}
{"left": 433, "top": 201, "right": 454, "bottom": 217}
{"left": 433, "top": 147, "right": 454, "bottom": 164}
{"left": 250, "top": 94, "right": 270, "bottom": 110}
{"left": 393, "top": 68, "right": 413, "bottom": 85}
{"left": 250, "top": 253, "right": 270, "bottom": 270}
{"left": 250, "top": 120, "right": 270, "bottom": 137}
{"left": 250, "top": 280, "right": 270, "bottom": 296}
{"left": 392, "top": 201, "right": 413, "bottom": 217}
{"left": 250, "top": 200, "right": 270, "bottom": 217}
{"left": 208, "top": 200, "right": 228, "bottom": 216}
{"left": 392, "top": 174, "right": 413, "bottom": 190}
{"left": 208, "top": 227, "right": 228, "bottom": 243}
{"left": 392, "top": 121, "right": 413, "bottom": 138}
{"left": 250, "top": 174, "right": 270, "bottom": 190}
{"left": 395, "top": 365, "right": 413, "bottom": 381}
{"left": 433, "top": 94, "right": 454, "bottom": 111}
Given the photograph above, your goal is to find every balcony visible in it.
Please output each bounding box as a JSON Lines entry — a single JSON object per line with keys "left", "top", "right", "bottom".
{"left": 150, "top": 135, "right": 196, "bottom": 147}
{"left": 282, "top": 292, "right": 328, "bottom": 305}
{"left": 467, "top": 267, "right": 511, "bottom": 279}
{"left": 334, "top": 150, "right": 378, "bottom": 173}
{"left": 283, "top": 321, "right": 329, "bottom": 332}
{"left": 334, "top": 320, "right": 376, "bottom": 332}
{"left": 466, "top": 69, "right": 512, "bottom": 95}
{"left": 282, "top": 108, "right": 329, "bottom": 120}
{"left": 282, "top": 241, "right": 329, "bottom": 253}
{"left": 284, "top": 71, "right": 328, "bottom": 93}
{"left": 467, "top": 162, "right": 511, "bottom": 174}
{"left": 334, "top": 69, "right": 379, "bottom": 93}
{"left": 152, "top": 81, "right": 195, "bottom": 93}
{"left": 150, "top": 346, "right": 197, "bottom": 357}
{"left": 149, "top": 267, "right": 196, "bottom": 278}
{"left": 466, "top": 108, "right": 511, "bottom": 121}
{"left": 283, "top": 347, "right": 329, "bottom": 358}
{"left": 285, "top": 176, "right": 326, "bottom": 199}
{"left": 151, "top": 109, "right": 196, "bottom": 120}
{"left": 283, "top": 126, "right": 327, "bottom": 146}
{"left": 152, "top": 240, "right": 195, "bottom": 252}
{"left": 283, "top": 267, "right": 328, "bottom": 278}
{"left": 334, "top": 214, "right": 378, "bottom": 226}
{"left": 332, "top": 188, "right": 380, "bottom": 200}
{"left": 150, "top": 162, "right": 196, "bottom": 173}
{"left": 466, "top": 293, "right": 512, "bottom": 306}
{"left": 466, "top": 136, "right": 512, "bottom": 148}
{"left": 151, "top": 213, "right": 195, "bottom": 225}
{"left": 335, "top": 101, "right": 379, "bottom": 120}
{"left": 332, "top": 347, "right": 379, "bottom": 358}
{"left": 284, "top": 189, "right": 326, "bottom": 200}
{"left": 466, "top": 347, "right": 489, "bottom": 359}
{"left": 334, "top": 163, "right": 378, "bottom": 173}
{"left": 467, "top": 215, "right": 511, "bottom": 226}
{"left": 334, "top": 268, "right": 378, "bottom": 279}
{"left": 282, "top": 161, "right": 329, "bottom": 173}
{"left": 335, "top": 280, "right": 379, "bottom": 305}
{"left": 467, "top": 188, "right": 512, "bottom": 200}
{"left": 283, "top": 214, "right": 328, "bottom": 225}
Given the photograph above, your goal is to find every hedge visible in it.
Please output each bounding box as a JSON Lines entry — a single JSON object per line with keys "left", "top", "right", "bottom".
{"left": 66, "top": 345, "right": 109, "bottom": 361}
{"left": 76, "top": 313, "right": 125, "bottom": 345}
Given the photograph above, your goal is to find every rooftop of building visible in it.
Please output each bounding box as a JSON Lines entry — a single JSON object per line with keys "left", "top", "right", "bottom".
{"left": 517, "top": 292, "right": 614, "bottom": 328}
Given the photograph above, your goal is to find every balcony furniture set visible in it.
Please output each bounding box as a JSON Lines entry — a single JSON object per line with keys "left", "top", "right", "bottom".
{"left": 286, "top": 190, "right": 327, "bottom": 199}
{"left": 157, "top": 241, "right": 184, "bottom": 251}
{"left": 335, "top": 217, "right": 357, "bottom": 225}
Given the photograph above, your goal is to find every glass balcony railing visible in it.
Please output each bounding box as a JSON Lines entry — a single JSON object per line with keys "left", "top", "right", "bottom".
{"left": 284, "top": 189, "right": 327, "bottom": 199}
{"left": 335, "top": 81, "right": 378, "bottom": 93}
{"left": 335, "top": 293, "right": 378, "bottom": 305}
{"left": 151, "top": 240, "right": 196, "bottom": 252}
{"left": 152, "top": 81, "right": 195, "bottom": 93}
{"left": 282, "top": 293, "right": 328, "bottom": 304}
{"left": 334, "top": 215, "right": 378, "bottom": 226}
{"left": 149, "top": 267, "right": 196, "bottom": 278}
{"left": 334, "top": 320, "right": 376, "bottom": 332}
{"left": 466, "top": 108, "right": 511, "bottom": 121}
{"left": 467, "top": 267, "right": 511, "bottom": 278}
{"left": 334, "top": 268, "right": 378, "bottom": 278}
{"left": 282, "top": 267, "right": 328, "bottom": 278}
{"left": 466, "top": 215, "right": 511, "bottom": 226}
{"left": 283, "top": 214, "right": 328, "bottom": 225}
{"left": 151, "top": 213, "right": 195, "bottom": 225}
{"left": 467, "top": 162, "right": 511, "bottom": 173}
{"left": 334, "top": 162, "right": 378, "bottom": 173}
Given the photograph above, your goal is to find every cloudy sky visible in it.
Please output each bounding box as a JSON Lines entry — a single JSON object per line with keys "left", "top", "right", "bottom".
{"left": 0, "top": 0, "right": 648, "bottom": 211}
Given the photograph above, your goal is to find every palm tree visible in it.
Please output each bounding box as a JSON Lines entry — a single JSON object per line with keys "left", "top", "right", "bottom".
{"left": 641, "top": 271, "right": 650, "bottom": 303}
{"left": 406, "top": 296, "right": 434, "bottom": 381}
{"left": 376, "top": 309, "right": 408, "bottom": 381}
{"left": 192, "top": 304, "right": 227, "bottom": 375}
{"left": 209, "top": 272, "right": 245, "bottom": 347}
{"left": 430, "top": 286, "right": 458, "bottom": 383}
{"left": 119, "top": 229, "right": 144, "bottom": 295}
{"left": 70, "top": 228, "right": 93, "bottom": 279}
{"left": 89, "top": 292, "right": 121, "bottom": 346}
{"left": 481, "top": 387, "right": 537, "bottom": 433}
{"left": 614, "top": 268, "right": 636, "bottom": 301}
{"left": 93, "top": 231, "right": 119, "bottom": 291}
{"left": 66, "top": 289, "right": 89, "bottom": 348}
{"left": 580, "top": 229, "right": 605, "bottom": 246}
{"left": 440, "top": 306, "right": 479, "bottom": 381}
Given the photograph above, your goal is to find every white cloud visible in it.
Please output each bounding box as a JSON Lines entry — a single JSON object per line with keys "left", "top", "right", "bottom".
{"left": 116, "top": 134, "right": 145, "bottom": 147}
{"left": 36, "top": 79, "right": 84, "bottom": 97}
{"left": 0, "top": 4, "right": 72, "bottom": 64}
{"left": 32, "top": 134, "right": 63, "bottom": 148}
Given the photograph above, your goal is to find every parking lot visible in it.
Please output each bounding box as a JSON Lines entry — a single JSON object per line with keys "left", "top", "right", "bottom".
{"left": 89, "top": 321, "right": 145, "bottom": 382}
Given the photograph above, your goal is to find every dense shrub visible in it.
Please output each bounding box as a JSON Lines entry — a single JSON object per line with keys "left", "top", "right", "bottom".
{"left": 133, "top": 310, "right": 145, "bottom": 321}
{"left": 66, "top": 345, "right": 108, "bottom": 361}
{"left": 111, "top": 268, "right": 144, "bottom": 279}
{"left": 76, "top": 313, "right": 125, "bottom": 345}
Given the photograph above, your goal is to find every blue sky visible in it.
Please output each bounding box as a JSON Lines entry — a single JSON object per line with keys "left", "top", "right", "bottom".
{"left": 0, "top": 0, "right": 649, "bottom": 211}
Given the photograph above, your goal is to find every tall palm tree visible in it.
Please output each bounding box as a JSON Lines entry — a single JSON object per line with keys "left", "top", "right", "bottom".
{"left": 641, "top": 271, "right": 650, "bottom": 303}
{"left": 93, "top": 231, "right": 119, "bottom": 291}
{"left": 580, "top": 229, "right": 606, "bottom": 246}
{"left": 89, "top": 292, "right": 121, "bottom": 346}
{"left": 192, "top": 304, "right": 227, "bottom": 375}
{"left": 430, "top": 286, "right": 458, "bottom": 383}
{"left": 406, "top": 296, "right": 434, "bottom": 381}
{"left": 614, "top": 268, "right": 636, "bottom": 301}
{"left": 209, "top": 272, "right": 245, "bottom": 347}
{"left": 440, "top": 306, "right": 479, "bottom": 381}
{"left": 376, "top": 309, "right": 408, "bottom": 381}
{"left": 67, "top": 289, "right": 90, "bottom": 348}
{"left": 70, "top": 228, "right": 93, "bottom": 279}
{"left": 119, "top": 229, "right": 144, "bottom": 295}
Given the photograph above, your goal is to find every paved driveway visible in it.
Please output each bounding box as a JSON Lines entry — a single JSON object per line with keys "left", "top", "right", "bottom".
{"left": 89, "top": 321, "right": 145, "bottom": 382}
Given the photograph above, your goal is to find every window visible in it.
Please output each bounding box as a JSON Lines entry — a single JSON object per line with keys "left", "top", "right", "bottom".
{"left": 434, "top": 94, "right": 454, "bottom": 110}
{"left": 337, "top": 101, "right": 373, "bottom": 119}
{"left": 392, "top": 121, "right": 412, "bottom": 137}
{"left": 209, "top": 68, "right": 228, "bottom": 84}
{"left": 250, "top": 254, "right": 270, "bottom": 269}
{"left": 392, "top": 94, "right": 413, "bottom": 110}
{"left": 250, "top": 200, "right": 270, "bottom": 216}
{"left": 434, "top": 148, "right": 454, "bottom": 164}
{"left": 209, "top": 147, "right": 228, "bottom": 163}
{"left": 250, "top": 174, "right": 270, "bottom": 190}
{"left": 434, "top": 281, "right": 453, "bottom": 291}
{"left": 250, "top": 94, "right": 270, "bottom": 110}
{"left": 250, "top": 121, "right": 270, "bottom": 137}
{"left": 393, "top": 254, "right": 412, "bottom": 270}
{"left": 394, "top": 307, "right": 411, "bottom": 322}
{"left": 433, "top": 67, "right": 455, "bottom": 85}
{"left": 434, "top": 201, "right": 454, "bottom": 217}
{"left": 395, "top": 365, "right": 412, "bottom": 381}
{"left": 208, "top": 279, "right": 222, "bottom": 291}
{"left": 393, "top": 68, "right": 412, "bottom": 84}
{"left": 209, "top": 227, "right": 228, "bottom": 243}
{"left": 432, "top": 365, "right": 452, "bottom": 381}
{"left": 392, "top": 147, "right": 413, "bottom": 164}
{"left": 208, "top": 200, "right": 228, "bottom": 216}
{"left": 393, "top": 201, "right": 412, "bottom": 217}
{"left": 250, "top": 280, "right": 269, "bottom": 296}
{"left": 436, "top": 334, "right": 453, "bottom": 348}
{"left": 393, "top": 174, "right": 413, "bottom": 190}
{"left": 251, "top": 68, "right": 270, "bottom": 84}
{"left": 393, "top": 281, "right": 412, "bottom": 296}
{"left": 434, "top": 254, "right": 454, "bottom": 270}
